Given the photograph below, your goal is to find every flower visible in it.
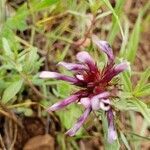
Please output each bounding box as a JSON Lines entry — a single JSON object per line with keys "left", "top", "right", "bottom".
{"left": 39, "top": 35, "right": 128, "bottom": 143}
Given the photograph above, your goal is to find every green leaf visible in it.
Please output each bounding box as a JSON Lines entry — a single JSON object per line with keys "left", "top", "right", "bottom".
{"left": 57, "top": 104, "right": 83, "bottom": 135}
{"left": 112, "top": 99, "right": 135, "bottom": 111}
{"left": 120, "top": 131, "right": 131, "bottom": 150}
{"left": 121, "top": 71, "right": 132, "bottom": 92}
{"left": 131, "top": 99, "right": 150, "bottom": 123}
{"left": 24, "top": 108, "right": 33, "bottom": 116}
{"left": 125, "top": 13, "right": 142, "bottom": 63}
{"left": 16, "top": 107, "right": 33, "bottom": 116}
{"left": 119, "top": 17, "right": 129, "bottom": 57}
{"left": 23, "top": 47, "right": 39, "bottom": 73}
{"left": 134, "top": 83, "right": 150, "bottom": 97}
{"left": 5, "top": 0, "right": 59, "bottom": 31}
{"left": 107, "top": 0, "right": 125, "bottom": 44}
{"left": 2, "top": 79, "right": 23, "bottom": 104}
{"left": 102, "top": 0, "right": 124, "bottom": 41}
{"left": 0, "top": 26, "right": 20, "bottom": 50}
{"left": 2, "top": 38, "right": 14, "bottom": 58}
{"left": 6, "top": 5, "right": 28, "bottom": 31}
{"left": 0, "top": 0, "right": 59, "bottom": 49}
{"left": 134, "top": 67, "right": 150, "bottom": 96}
{"left": 32, "top": 0, "right": 59, "bottom": 11}
{"left": 27, "top": 48, "right": 38, "bottom": 64}
{"left": 89, "top": 0, "right": 102, "bottom": 14}
{"left": 127, "top": 132, "right": 150, "bottom": 141}
{"left": 56, "top": 82, "right": 73, "bottom": 98}
{"left": 136, "top": 67, "right": 150, "bottom": 88}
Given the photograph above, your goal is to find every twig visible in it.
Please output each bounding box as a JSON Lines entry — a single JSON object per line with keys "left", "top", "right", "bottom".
{"left": 19, "top": 72, "right": 47, "bottom": 99}
{"left": 4, "top": 119, "right": 10, "bottom": 150}
{"left": 0, "top": 134, "right": 6, "bottom": 150}
{"left": 9, "top": 124, "right": 18, "bottom": 150}
{"left": 0, "top": 104, "right": 22, "bottom": 127}
{"left": 8, "top": 101, "right": 37, "bottom": 109}
{"left": 45, "top": 115, "right": 50, "bottom": 134}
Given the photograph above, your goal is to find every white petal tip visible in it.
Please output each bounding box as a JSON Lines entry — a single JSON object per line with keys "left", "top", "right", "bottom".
{"left": 76, "top": 51, "right": 94, "bottom": 63}
{"left": 99, "top": 101, "right": 110, "bottom": 111}
{"left": 39, "top": 71, "right": 48, "bottom": 78}
{"left": 39, "top": 71, "right": 58, "bottom": 78}
{"left": 46, "top": 107, "right": 55, "bottom": 112}
{"left": 57, "top": 62, "right": 65, "bottom": 66}
{"left": 108, "top": 128, "right": 117, "bottom": 143}
{"left": 76, "top": 74, "right": 84, "bottom": 80}
{"left": 65, "top": 130, "right": 75, "bottom": 137}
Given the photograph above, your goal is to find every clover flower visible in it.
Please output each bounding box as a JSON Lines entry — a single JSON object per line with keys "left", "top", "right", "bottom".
{"left": 39, "top": 35, "right": 128, "bottom": 143}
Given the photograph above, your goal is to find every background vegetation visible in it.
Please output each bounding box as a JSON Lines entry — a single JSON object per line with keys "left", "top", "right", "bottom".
{"left": 0, "top": 0, "right": 149, "bottom": 149}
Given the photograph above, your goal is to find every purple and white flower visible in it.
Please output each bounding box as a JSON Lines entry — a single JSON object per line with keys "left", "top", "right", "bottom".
{"left": 39, "top": 35, "right": 128, "bottom": 143}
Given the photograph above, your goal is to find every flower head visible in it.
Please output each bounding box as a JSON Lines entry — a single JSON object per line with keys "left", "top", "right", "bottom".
{"left": 39, "top": 35, "right": 128, "bottom": 142}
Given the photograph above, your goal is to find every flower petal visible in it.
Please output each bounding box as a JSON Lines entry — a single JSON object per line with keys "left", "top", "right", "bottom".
{"left": 66, "top": 107, "right": 91, "bottom": 136}
{"left": 39, "top": 71, "right": 78, "bottom": 83}
{"left": 99, "top": 99, "right": 110, "bottom": 111}
{"left": 92, "top": 92, "right": 110, "bottom": 100}
{"left": 92, "top": 35, "right": 114, "bottom": 63}
{"left": 101, "top": 61, "right": 128, "bottom": 82}
{"left": 108, "top": 126, "right": 117, "bottom": 143}
{"left": 113, "top": 61, "right": 129, "bottom": 74}
{"left": 76, "top": 74, "right": 84, "bottom": 81}
{"left": 107, "top": 109, "right": 117, "bottom": 143}
{"left": 76, "top": 51, "right": 96, "bottom": 71}
{"left": 91, "top": 98, "right": 100, "bottom": 110}
{"left": 47, "top": 94, "right": 80, "bottom": 112}
{"left": 58, "top": 62, "right": 88, "bottom": 71}
{"left": 91, "top": 92, "right": 110, "bottom": 110}
{"left": 80, "top": 97, "right": 91, "bottom": 108}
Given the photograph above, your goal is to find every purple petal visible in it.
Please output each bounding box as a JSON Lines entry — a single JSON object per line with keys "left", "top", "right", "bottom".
{"left": 76, "top": 51, "right": 96, "bottom": 71}
{"left": 113, "top": 62, "right": 129, "bottom": 74}
{"left": 107, "top": 109, "right": 114, "bottom": 124}
{"left": 91, "top": 92, "right": 110, "bottom": 110}
{"left": 92, "top": 92, "right": 110, "bottom": 100}
{"left": 66, "top": 107, "right": 91, "bottom": 136}
{"left": 92, "top": 35, "right": 114, "bottom": 63}
{"left": 39, "top": 71, "right": 78, "bottom": 83}
{"left": 47, "top": 94, "right": 80, "bottom": 111}
{"left": 91, "top": 98, "right": 100, "bottom": 110}
{"left": 80, "top": 97, "right": 91, "bottom": 108}
{"left": 58, "top": 62, "right": 88, "bottom": 71}
{"left": 101, "top": 61, "right": 128, "bottom": 82}
{"left": 107, "top": 109, "right": 117, "bottom": 143}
